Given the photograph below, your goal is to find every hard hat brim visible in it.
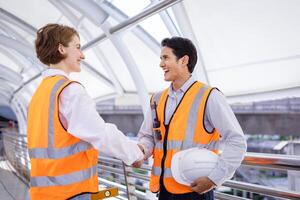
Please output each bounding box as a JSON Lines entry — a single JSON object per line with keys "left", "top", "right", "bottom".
{"left": 171, "top": 149, "right": 192, "bottom": 186}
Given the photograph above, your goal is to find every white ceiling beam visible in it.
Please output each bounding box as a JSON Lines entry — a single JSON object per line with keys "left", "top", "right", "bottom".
{"left": 64, "top": 0, "right": 108, "bottom": 26}
{"left": 150, "top": 0, "right": 181, "bottom": 36}
{"left": 82, "top": 0, "right": 182, "bottom": 50}
{"left": 100, "top": 1, "right": 160, "bottom": 54}
{"left": 0, "top": 46, "right": 25, "bottom": 73}
{"left": 172, "top": 2, "right": 210, "bottom": 84}
{"left": 81, "top": 61, "right": 114, "bottom": 89}
{"left": 0, "top": 34, "right": 37, "bottom": 62}
{"left": 50, "top": 0, "right": 124, "bottom": 95}
{"left": 0, "top": 21, "right": 30, "bottom": 46}
{"left": 63, "top": 0, "right": 149, "bottom": 115}
{"left": 0, "top": 63, "right": 23, "bottom": 84}
{"left": 0, "top": 7, "right": 36, "bottom": 35}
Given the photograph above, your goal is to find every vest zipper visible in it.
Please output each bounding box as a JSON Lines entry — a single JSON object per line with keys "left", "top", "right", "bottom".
{"left": 159, "top": 124, "right": 169, "bottom": 189}
{"left": 158, "top": 81, "right": 197, "bottom": 190}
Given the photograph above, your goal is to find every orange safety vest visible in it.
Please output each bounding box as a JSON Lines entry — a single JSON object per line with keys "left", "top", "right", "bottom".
{"left": 149, "top": 81, "right": 221, "bottom": 194}
{"left": 27, "top": 76, "right": 99, "bottom": 200}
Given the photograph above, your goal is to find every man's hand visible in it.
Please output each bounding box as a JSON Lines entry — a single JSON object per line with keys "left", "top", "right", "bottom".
{"left": 132, "top": 144, "right": 145, "bottom": 168}
{"left": 190, "top": 177, "right": 216, "bottom": 194}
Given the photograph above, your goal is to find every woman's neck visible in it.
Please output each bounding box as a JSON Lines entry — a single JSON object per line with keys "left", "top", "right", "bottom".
{"left": 49, "top": 62, "right": 69, "bottom": 75}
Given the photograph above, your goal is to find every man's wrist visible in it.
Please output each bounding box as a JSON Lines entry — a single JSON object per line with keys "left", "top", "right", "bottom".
{"left": 137, "top": 143, "right": 145, "bottom": 155}
{"left": 206, "top": 177, "right": 217, "bottom": 187}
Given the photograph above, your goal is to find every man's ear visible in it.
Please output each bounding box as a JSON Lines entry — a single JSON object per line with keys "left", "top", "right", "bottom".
{"left": 181, "top": 55, "right": 189, "bottom": 66}
{"left": 58, "top": 43, "right": 65, "bottom": 55}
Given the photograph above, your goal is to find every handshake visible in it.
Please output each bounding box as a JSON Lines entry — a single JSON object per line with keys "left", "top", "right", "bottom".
{"left": 132, "top": 144, "right": 146, "bottom": 168}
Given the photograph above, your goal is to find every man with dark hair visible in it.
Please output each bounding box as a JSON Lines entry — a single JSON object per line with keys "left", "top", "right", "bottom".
{"left": 161, "top": 37, "right": 198, "bottom": 73}
{"left": 136, "top": 37, "right": 247, "bottom": 200}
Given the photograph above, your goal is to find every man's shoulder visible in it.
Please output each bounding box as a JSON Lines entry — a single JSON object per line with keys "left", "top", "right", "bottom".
{"left": 153, "top": 87, "right": 168, "bottom": 96}
{"left": 206, "top": 88, "right": 227, "bottom": 106}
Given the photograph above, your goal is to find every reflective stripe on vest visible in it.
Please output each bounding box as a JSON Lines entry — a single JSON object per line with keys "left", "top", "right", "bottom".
{"left": 154, "top": 140, "right": 220, "bottom": 151}
{"left": 152, "top": 166, "right": 172, "bottom": 178}
{"left": 181, "top": 85, "right": 207, "bottom": 149}
{"left": 30, "top": 165, "right": 97, "bottom": 187}
{"left": 29, "top": 78, "right": 97, "bottom": 188}
{"left": 48, "top": 79, "right": 66, "bottom": 147}
{"left": 29, "top": 141, "right": 93, "bottom": 159}
{"left": 152, "top": 91, "right": 163, "bottom": 106}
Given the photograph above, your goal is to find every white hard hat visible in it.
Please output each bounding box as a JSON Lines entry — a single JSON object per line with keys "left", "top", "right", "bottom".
{"left": 171, "top": 147, "right": 219, "bottom": 186}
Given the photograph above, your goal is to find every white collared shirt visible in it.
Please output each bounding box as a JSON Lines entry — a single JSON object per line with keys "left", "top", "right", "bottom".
{"left": 41, "top": 69, "right": 143, "bottom": 165}
{"left": 138, "top": 76, "right": 247, "bottom": 187}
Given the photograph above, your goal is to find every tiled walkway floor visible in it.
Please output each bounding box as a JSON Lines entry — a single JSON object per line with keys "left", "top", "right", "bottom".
{"left": 0, "top": 158, "right": 29, "bottom": 200}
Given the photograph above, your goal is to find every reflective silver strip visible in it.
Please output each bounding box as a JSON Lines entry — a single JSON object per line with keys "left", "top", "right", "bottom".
{"left": 48, "top": 79, "right": 68, "bottom": 147}
{"left": 152, "top": 167, "right": 172, "bottom": 178}
{"left": 29, "top": 79, "right": 92, "bottom": 160}
{"left": 152, "top": 91, "right": 164, "bottom": 105}
{"left": 164, "top": 168, "right": 172, "bottom": 178}
{"left": 152, "top": 166, "right": 161, "bottom": 176}
{"left": 29, "top": 141, "right": 93, "bottom": 159}
{"left": 30, "top": 164, "right": 97, "bottom": 187}
{"left": 155, "top": 140, "right": 180, "bottom": 150}
{"left": 182, "top": 85, "right": 209, "bottom": 150}
{"left": 154, "top": 140, "right": 219, "bottom": 151}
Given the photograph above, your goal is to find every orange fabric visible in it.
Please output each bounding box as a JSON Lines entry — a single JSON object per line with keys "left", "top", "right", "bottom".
{"left": 27, "top": 76, "right": 99, "bottom": 200}
{"left": 194, "top": 87, "right": 220, "bottom": 144}
{"left": 29, "top": 174, "right": 98, "bottom": 200}
{"left": 168, "top": 82, "right": 203, "bottom": 140}
{"left": 149, "top": 176, "right": 160, "bottom": 193}
{"left": 150, "top": 82, "right": 221, "bottom": 194}
{"left": 30, "top": 149, "right": 98, "bottom": 176}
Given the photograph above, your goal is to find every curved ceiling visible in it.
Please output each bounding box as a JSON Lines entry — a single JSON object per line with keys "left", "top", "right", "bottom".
{"left": 0, "top": 0, "right": 299, "bottom": 115}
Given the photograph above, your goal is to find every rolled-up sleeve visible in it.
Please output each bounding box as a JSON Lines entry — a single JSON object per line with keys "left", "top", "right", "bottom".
{"left": 206, "top": 90, "right": 247, "bottom": 187}
{"left": 59, "top": 83, "right": 143, "bottom": 165}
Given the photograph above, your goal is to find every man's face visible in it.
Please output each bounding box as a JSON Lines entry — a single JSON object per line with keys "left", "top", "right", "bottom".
{"left": 160, "top": 46, "right": 186, "bottom": 82}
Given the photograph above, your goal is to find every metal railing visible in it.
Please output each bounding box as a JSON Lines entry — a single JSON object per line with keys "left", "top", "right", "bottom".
{"left": 1, "top": 129, "right": 300, "bottom": 200}
{"left": 1, "top": 131, "right": 30, "bottom": 184}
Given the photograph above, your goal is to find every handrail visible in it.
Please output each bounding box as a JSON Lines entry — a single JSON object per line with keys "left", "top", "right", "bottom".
{"left": 1, "top": 131, "right": 300, "bottom": 199}
{"left": 99, "top": 152, "right": 300, "bottom": 172}
{"left": 214, "top": 192, "right": 250, "bottom": 200}
{"left": 243, "top": 152, "right": 300, "bottom": 171}
{"left": 223, "top": 180, "right": 300, "bottom": 200}
{"left": 98, "top": 154, "right": 300, "bottom": 199}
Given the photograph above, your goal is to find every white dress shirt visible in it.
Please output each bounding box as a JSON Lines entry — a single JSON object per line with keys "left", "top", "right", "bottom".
{"left": 138, "top": 76, "right": 247, "bottom": 187}
{"left": 42, "top": 69, "right": 143, "bottom": 165}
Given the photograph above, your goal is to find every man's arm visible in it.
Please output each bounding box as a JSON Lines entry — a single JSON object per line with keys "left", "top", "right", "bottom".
{"left": 206, "top": 90, "right": 247, "bottom": 186}
{"left": 134, "top": 106, "right": 156, "bottom": 167}
{"left": 191, "top": 89, "right": 247, "bottom": 193}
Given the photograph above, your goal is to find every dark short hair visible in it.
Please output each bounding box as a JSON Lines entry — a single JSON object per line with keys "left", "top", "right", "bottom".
{"left": 35, "top": 23, "right": 79, "bottom": 65}
{"left": 161, "top": 37, "right": 197, "bottom": 73}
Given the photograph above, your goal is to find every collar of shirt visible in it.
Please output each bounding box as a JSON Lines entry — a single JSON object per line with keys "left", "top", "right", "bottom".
{"left": 168, "top": 76, "right": 196, "bottom": 98}
{"left": 42, "top": 68, "right": 70, "bottom": 79}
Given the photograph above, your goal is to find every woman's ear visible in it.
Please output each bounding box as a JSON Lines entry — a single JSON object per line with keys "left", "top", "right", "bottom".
{"left": 58, "top": 43, "right": 65, "bottom": 55}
